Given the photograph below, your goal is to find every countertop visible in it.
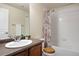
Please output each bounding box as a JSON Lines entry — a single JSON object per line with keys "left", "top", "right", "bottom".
{"left": 0, "top": 39, "right": 43, "bottom": 56}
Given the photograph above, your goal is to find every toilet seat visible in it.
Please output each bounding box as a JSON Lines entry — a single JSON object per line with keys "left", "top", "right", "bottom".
{"left": 42, "top": 47, "right": 55, "bottom": 56}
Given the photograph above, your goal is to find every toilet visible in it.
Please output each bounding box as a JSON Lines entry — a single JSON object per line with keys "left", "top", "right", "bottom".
{"left": 42, "top": 47, "right": 55, "bottom": 56}
{"left": 40, "top": 38, "right": 55, "bottom": 56}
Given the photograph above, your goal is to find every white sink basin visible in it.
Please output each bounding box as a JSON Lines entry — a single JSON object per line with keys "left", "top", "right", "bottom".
{"left": 5, "top": 40, "right": 32, "bottom": 48}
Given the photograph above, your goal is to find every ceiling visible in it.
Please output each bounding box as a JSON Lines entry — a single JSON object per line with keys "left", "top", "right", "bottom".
{"left": 6, "top": 3, "right": 71, "bottom": 11}
{"left": 7, "top": 3, "right": 29, "bottom": 11}
{"left": 41, "top": 3, "right": 72, "bottom": 9}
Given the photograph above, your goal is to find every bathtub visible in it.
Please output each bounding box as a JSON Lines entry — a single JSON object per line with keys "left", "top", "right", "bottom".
{"left": 43, "top": 46, "right": 79, "bottom": 56}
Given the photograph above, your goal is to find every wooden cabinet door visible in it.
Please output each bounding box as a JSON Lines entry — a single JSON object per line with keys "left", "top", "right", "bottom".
{"left": 15, "top": 50, "right": 28, "bottom": 56}
{"left": 24, "top": 50, "right": 28, "bottom": 56}
{"left": 29, "top": 44, "right": 42, "bottom": 56}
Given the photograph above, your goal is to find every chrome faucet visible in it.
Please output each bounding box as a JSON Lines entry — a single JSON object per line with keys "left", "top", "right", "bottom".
{"left": 8, "top": 35, "right": 21, "bottom": 42}
{"left": 16, "top": 36, "right": 21, "bottom": 42}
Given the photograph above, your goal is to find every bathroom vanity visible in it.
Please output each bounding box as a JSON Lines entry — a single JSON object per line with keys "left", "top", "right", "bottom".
{"left": 14, "top": 43, "right": 42, "bottom": 56}
{"left": 0, "top": 39, "right": 43, "bottom": 56}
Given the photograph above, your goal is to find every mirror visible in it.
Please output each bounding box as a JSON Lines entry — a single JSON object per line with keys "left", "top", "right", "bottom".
{"left": 0, "top": 3, "right": 30, "bottom": 39}
{"left": 10, "top": 3, "right": 30, "bottom": 36}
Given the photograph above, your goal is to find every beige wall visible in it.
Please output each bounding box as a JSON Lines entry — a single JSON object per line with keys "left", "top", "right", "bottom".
{"left": 0, "top": 4, "right": 29, "bottom": 35}
{"left": 30, "top": 3, "right": 44, "bottom": 39}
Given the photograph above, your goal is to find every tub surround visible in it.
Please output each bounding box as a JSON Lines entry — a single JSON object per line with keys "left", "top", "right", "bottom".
{"left": 0, "top": 39, "right": 43, "bottom": 56}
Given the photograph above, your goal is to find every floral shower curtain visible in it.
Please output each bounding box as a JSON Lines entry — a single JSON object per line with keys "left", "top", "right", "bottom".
{"left": 42, "top": 10, "right": 52, "bottom": 47}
